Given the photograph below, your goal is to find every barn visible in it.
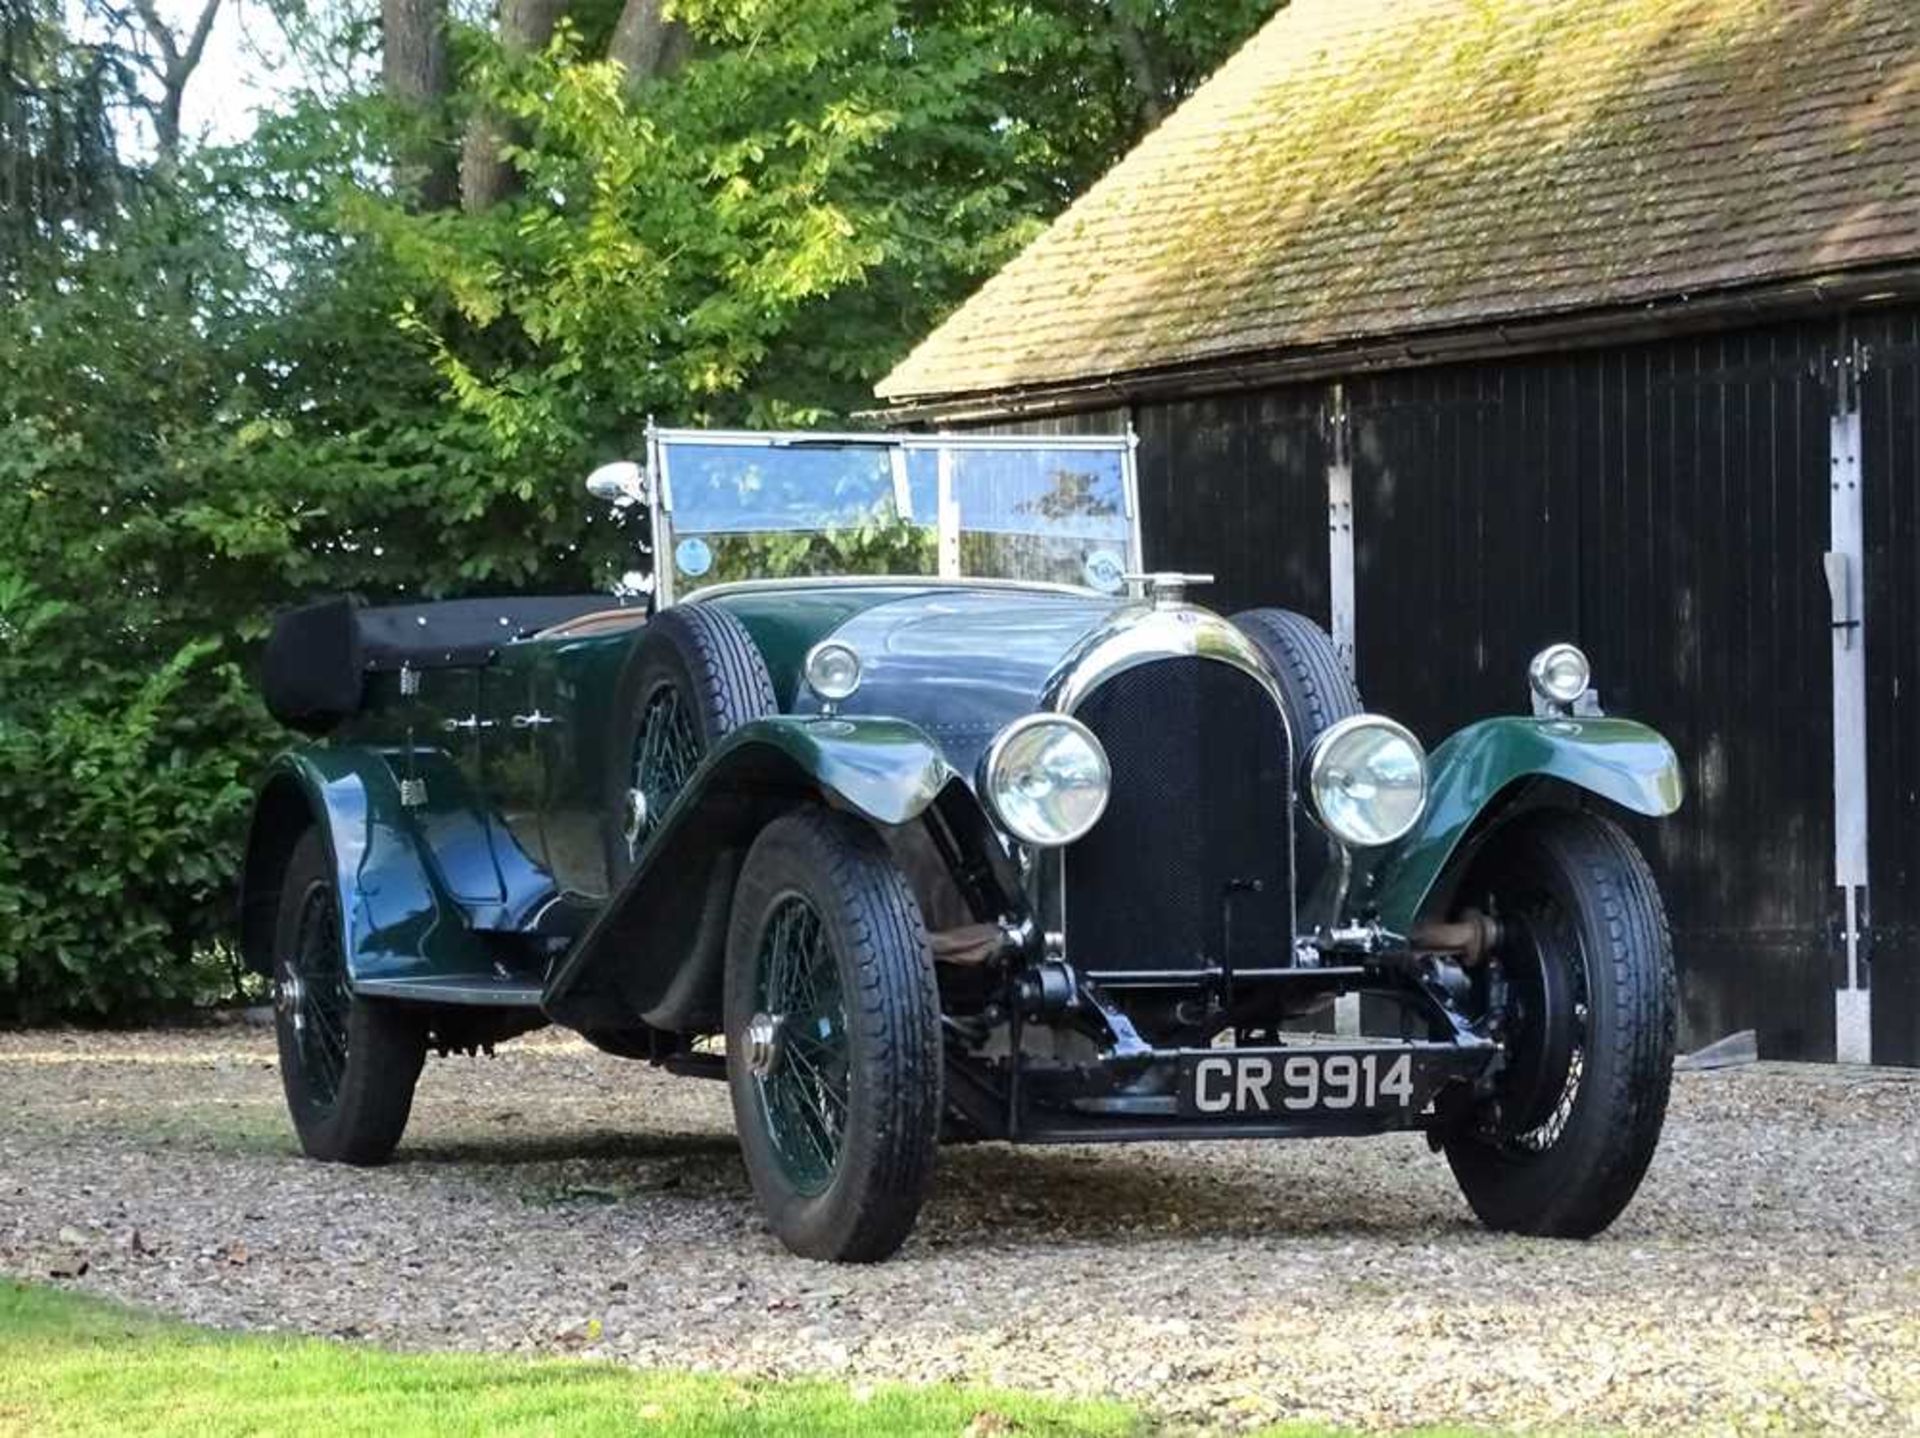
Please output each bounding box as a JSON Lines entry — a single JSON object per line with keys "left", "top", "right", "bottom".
{"left": 876, "top": 0, "right": 1920, "bottom": 1064}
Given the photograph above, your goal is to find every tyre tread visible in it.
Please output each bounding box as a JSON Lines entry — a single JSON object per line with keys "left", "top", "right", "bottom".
{"left": 1230, "top": 607, "right": 1362, "bottom": 749}
{"left": 727, "top": 808, "right": 940, "bottom": 1262}
{"left": 1446, "top": 809, "right": 1676, "bottom": 1237}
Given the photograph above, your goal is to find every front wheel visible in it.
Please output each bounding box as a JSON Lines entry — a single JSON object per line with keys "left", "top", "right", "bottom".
{"left": 724, "top": 808, "right": 942, "bottom": 1262}
{"left": 273, "top": 830, "right": 427, "bottom": 1165}
{"left": 1443, "top": 809, "right": 1676, "bottom": 1237}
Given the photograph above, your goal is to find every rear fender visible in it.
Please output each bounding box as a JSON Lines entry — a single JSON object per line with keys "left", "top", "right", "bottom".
{"left": 237, "top": 749, "right": 497, "bottom": 985}
{"left": 544, "top": 716, "right": 1006, "bottom": 1033}
{"left": 1354, "top": 717, "right": 1684, "bottom": 931}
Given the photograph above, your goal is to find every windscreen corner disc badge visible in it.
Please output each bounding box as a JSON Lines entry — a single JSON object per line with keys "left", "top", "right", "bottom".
{"left": 675, "top": 536, "right": 713, "bottom": 578}
{"left": 1084, "top": 549, "right": 1125, "bottom": 594}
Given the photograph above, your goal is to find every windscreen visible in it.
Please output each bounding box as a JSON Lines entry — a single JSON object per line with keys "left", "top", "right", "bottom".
{"left": 656, "top": 434, "right": 1136, "bottom": 597}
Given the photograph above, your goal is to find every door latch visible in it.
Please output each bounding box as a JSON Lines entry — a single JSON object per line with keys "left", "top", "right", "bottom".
{"left": 1823, "top": 551, "right": 1861, "bottom": 649}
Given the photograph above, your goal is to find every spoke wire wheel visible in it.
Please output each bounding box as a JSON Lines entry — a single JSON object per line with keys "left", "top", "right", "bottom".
{"left": 271, "top": 830, "right": 427, "bottom": 1166}
{"left": 748, "top": 894, "right": 851, "bottom": 1196}
{"left": 283, "top": 881, "right": 352, "bottom": 1115}
{"left": 626, "top": 682, "right": 702, "bottom": 859}
{"left": 604, "top": 605, "right": 775, "bottom": 887}
{"left": 724, "top": 808, "right": 941, "bottom": 1262}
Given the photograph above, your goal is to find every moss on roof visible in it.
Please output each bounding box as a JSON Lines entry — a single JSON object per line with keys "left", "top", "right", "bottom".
{"left": 878, "top": 0, "right": 1920, "bottom": 402}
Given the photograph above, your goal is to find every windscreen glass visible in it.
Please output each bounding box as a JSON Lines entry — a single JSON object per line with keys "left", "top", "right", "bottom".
{"left": 659, "top": 436, "right": 1134, "bottom": 596}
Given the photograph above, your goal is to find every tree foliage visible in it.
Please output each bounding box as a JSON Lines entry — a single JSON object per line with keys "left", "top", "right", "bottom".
{"left": 0, "top": 0, "right": 1281, "bottom": 1022}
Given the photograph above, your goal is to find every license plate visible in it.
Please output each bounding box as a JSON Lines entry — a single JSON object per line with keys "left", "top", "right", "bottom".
{"left": 1179, "top": 1049, "right": 1421, "bottom": 1116}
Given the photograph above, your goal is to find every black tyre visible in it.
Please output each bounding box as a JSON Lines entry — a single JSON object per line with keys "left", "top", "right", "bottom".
{"left": 1443, "top": 809, "right": 1676, "bottom": 1237}
{"left": 1229, "top": 607, "right": 1362, "bottom": 756}
{"left": 272, "top": 830, "right": 427, "bottom": 1164}
{"left": 1232, "top": 607, "right": 1363, "bottom": 893}
{"left": 724, "top": 808, "right": 942, "bottom": 1262}
{"left": 606, "top": 604, "right": 775, "bottom": 883}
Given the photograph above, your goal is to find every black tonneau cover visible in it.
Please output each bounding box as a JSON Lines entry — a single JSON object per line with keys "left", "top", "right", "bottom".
{"left": 261, "top": 592, "right": 637, "bottom": 734}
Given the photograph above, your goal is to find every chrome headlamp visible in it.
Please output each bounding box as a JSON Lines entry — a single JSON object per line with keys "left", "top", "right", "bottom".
{"left": 1528, "top": 642, "right": 1591, "bottom": 710}
{"left": 803, "top": 641, "right": 863, "bottom": 704}
{"left": 1307, "top": 715, "right": 1428, "bottom": 848}
{"left": 980, "top": 715, "right": 1111, "bottom": 848}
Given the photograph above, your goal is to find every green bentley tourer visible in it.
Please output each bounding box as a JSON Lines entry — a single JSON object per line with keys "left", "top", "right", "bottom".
{"left": 241, "top": 427, "right": 1683, "bottom": 1261}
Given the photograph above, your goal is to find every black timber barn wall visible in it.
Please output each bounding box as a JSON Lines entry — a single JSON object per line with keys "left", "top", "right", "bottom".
{"left": 978, "top": 308, "right": 1920, "bottom": 1065}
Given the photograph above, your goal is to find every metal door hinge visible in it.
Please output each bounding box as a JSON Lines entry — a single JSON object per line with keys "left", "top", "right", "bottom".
{"left": 440, "top": 715, "right": 496, "bottom": 733}
{"left": 398, "top": 777, "right": 429, "bottom": 808}
{"left": 1820, "top": 340, "right": 1872, "bottom": 418}
{"left": 399, "top": 664, "right": 421, "bottom": 697}
{"left": 510, "top": 711, "right": 556, "bottom": 729}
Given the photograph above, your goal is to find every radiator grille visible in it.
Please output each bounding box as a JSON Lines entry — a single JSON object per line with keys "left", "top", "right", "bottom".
{"left": 1065, "top": 657, "right": 1295, "bottom": 972}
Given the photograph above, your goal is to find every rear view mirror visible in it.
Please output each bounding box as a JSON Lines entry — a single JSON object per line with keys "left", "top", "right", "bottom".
{"left": 586, "top": 460, "right": 647, "bottom": 506}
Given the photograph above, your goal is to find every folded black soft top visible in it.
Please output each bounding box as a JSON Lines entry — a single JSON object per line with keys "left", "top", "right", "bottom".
{"left": 262, "top": 592, "right": 638, "bottom": 735}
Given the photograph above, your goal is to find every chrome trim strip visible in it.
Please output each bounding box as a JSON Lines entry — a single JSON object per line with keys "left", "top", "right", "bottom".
{"left": 653, "top": 427, "right": 1134, "bottom": 452}
{"left": 1041, "top": 601, "right": 1289, "bottom": 725}
{"left": 352, "top": 977, "right": 544, "bottom": 1008}
{"left": 684, "top": 575, "right": 1104, "bottom": 603}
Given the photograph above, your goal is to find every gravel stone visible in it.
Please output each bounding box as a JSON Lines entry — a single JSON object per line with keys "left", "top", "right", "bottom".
{"left": 1, "top": 1028, "right": 1914, "bottom": 1433}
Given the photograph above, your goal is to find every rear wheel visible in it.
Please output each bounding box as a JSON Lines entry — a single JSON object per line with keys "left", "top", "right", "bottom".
{"left": 606, "top": 605, "right": 775, "bottom": 884}
{"left": 1443, "top": 809, "right": 1676, "bottom": 1237}
{"left": 724, "top": 808, "right": 941, "bottom": 1262}
{"left": 273, "top": 831, "right": 426, "bottom": 1164}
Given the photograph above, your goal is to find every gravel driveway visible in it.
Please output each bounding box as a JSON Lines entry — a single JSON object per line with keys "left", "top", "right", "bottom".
{"left": 1, "top": 1026, "right": 1913, "bottom": 1434}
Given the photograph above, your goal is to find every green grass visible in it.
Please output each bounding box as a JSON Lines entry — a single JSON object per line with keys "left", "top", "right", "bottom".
{"left": 0, "top": 1281, "right": 1516, "bottom": 1438}
{"left": 0, "top": 1282, "right": 1141, "bottom": 1437}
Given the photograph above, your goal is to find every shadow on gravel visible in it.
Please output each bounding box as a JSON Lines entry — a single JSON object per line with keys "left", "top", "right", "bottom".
{"left": 388, "top": 1123, "right": 1460, "bottom": 1242}
{"left": 922, "top": 1143, "right": 1460, "bottom": 1244}
{"left": 395, "top": 1129, "right": 749, "bottom": 1209}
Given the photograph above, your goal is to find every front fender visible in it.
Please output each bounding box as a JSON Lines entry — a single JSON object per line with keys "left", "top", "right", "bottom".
{"left": 704, "top": 716, "right": 958, "bottom": 827}
{"left": 544, "top": 716, "right": 958, "bottom": 1032}
{"left": 1355, "top": 717, "right": 1684, "bottom": 931}
{"left": 238, "top": 748, "right": 497, "bottom": 985}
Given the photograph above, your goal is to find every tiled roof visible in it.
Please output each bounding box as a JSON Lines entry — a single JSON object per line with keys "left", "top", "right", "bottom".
{"left": 877, "top": 0, "right": 1920, "bottom": 403}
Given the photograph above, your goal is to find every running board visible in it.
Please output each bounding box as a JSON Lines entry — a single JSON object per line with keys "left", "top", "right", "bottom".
{"left": 352, "top": 975, "right": 545, "bottom": 1008}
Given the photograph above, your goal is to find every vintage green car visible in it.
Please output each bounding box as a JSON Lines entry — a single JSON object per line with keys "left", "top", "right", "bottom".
{"left": 241, "top": 427, "right": 1683, "bottom": 1261}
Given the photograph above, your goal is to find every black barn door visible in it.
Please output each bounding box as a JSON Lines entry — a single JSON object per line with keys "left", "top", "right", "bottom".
{"left": 1347, "top": 326, "right": 1840, "bottom": 1060}
{"left": 1860, "top": 311, "right": 1920, "bottom": 1067}
{"left": 1135, "top": 391, "right": 1331, "bottom": 619}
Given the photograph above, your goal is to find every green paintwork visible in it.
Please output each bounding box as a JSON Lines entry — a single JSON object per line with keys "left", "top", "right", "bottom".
{"left": 1356, "top": 716, "right": 1685, "bottom": 931}
{"left": 676, "top": 715, "right": 956, "bottom": 830}
{"left": 703, "top": 587, "right": 922, "bottom": 707}
{"left": 542, "top": 714, "right": 957, "bottom": 1030}
{"left": 262, "top": 749, "right": 500, "bottom": 987}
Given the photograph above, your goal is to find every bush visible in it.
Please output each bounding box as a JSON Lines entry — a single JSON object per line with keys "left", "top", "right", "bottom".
{"left": 0, "top": 577, "right": 261, "bottom": 1021}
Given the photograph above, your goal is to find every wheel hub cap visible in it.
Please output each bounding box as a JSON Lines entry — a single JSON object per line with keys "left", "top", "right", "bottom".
{"left": 622, "top": 787, "right": 649, "bottom": 850}
{"left": 277, "top": 973, "right": 305, "bottom": 1031}
{"left": 745, "top": 1011, "right": 786, "bottom": 1077}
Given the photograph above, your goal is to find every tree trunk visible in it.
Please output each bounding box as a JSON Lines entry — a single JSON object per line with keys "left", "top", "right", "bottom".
{"left": 459, "top": 0, "right": 569, "bottom": 214}
{"left": 607, "top": 0, "right": 688, "bottom": 92}
{"left": 1110, "top": 18, "right": 1165, "bottom": 131}
{"left": 130, "top": 0, "right": 222, "bottom": 183}
{"left": 383, "top": 0, "right": 456, "bottom": 208}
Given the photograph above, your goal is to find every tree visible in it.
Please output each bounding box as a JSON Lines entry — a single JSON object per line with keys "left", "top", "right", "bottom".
{"left": 0, "top": 0, "right": 130, "bottom": 278}
{"left": 0, "top": 0, "right": 1285, "bottom": 1020}
{"left": 126, "top": 0, "right": 222, "bottom": 180}
{"left": 382, "top": 0, "right": 455, "bottom": 205}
